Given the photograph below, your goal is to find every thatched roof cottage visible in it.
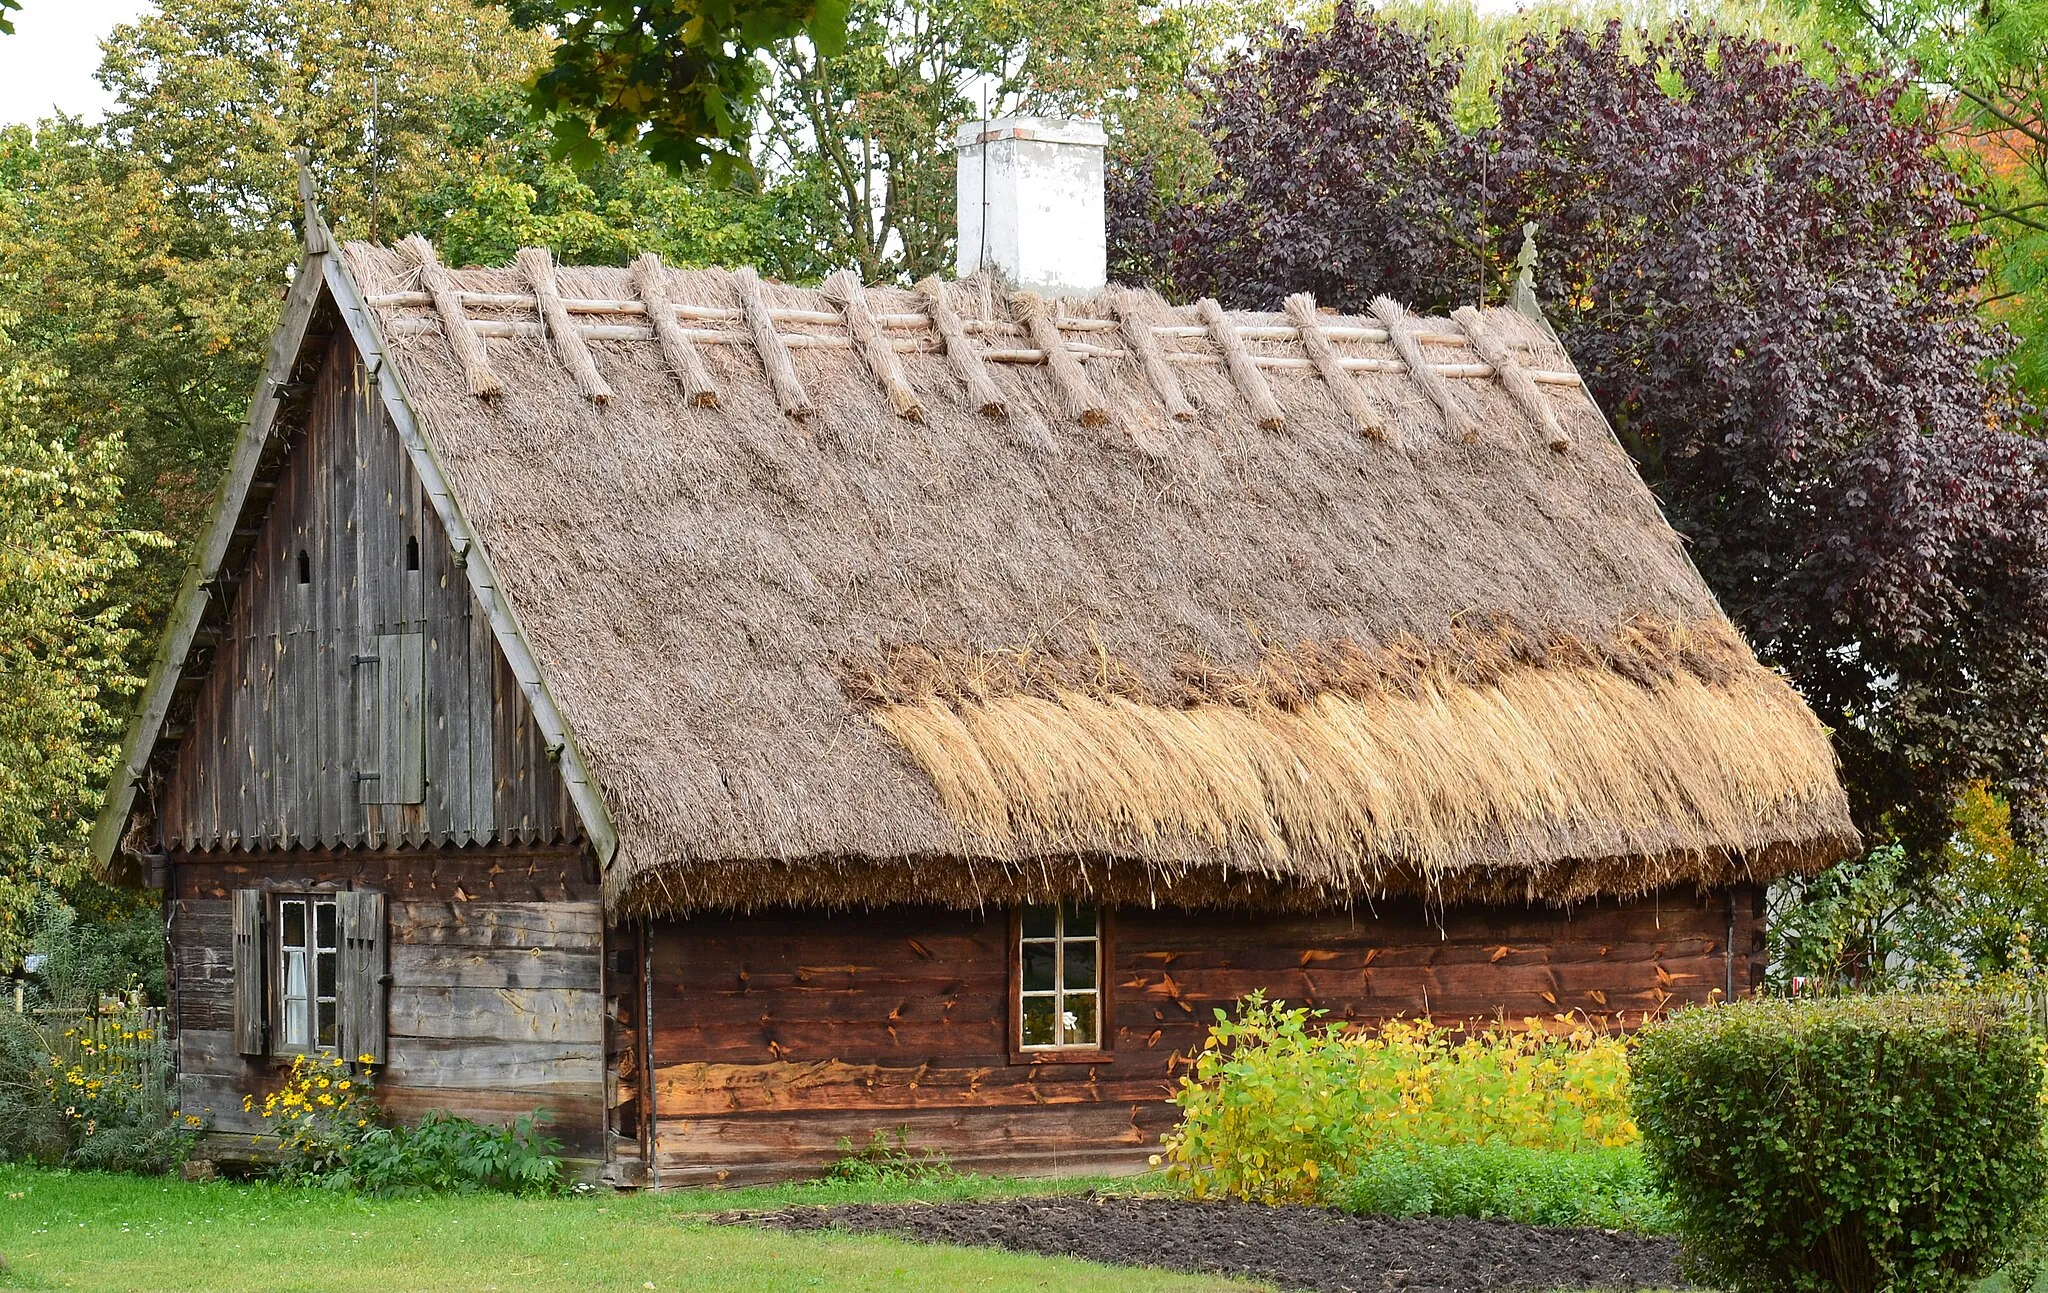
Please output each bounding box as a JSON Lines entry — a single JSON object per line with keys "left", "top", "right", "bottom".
{"left": 97, "top": 122, "right": 1855, "bottom": 1182}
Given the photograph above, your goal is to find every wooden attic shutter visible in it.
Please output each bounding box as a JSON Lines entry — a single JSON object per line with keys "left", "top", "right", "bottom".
{"left": 355, "top": 631, "right": 425, "bottom": 805}
{"left": 338, "top": 889, "right": 389, "bottom": 1065}
{"left": 231, "top": 888, "right": 267, "bottom": 1056}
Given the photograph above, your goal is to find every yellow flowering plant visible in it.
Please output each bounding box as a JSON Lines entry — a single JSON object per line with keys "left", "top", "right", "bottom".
{"left": 1159, "top": 993, "right": 1638, "bottom": 1205}
{"left": 245, "top": 1053, "right": 383, "bottom": 1181}
{"left": 0, "top": 1001, "right": 195, "bottom": 1173}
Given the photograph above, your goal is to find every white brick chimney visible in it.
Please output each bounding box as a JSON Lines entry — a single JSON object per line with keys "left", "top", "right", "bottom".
{"left": 955, "top": 117, "right": 1108, "bottom": 297}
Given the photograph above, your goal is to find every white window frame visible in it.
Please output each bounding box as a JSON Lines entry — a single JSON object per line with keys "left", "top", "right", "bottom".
{"left": 1017, "top": 903, "right": 1102, "bottom": 1051}
{"left": 276, "top": 894, "right": 340, "bottom": 1055}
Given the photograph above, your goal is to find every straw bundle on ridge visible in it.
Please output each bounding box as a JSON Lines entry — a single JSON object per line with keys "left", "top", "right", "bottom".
{"left": 331, "top": 242, "right": 1859, "bottom": 916}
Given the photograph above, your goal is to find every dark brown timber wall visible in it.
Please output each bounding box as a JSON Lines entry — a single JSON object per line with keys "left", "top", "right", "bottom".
{"left": 171, "top": 852, "right": 606, "bottom": 1162}
{"left": 156, "top": 330, "right": 579, "bottom": 854}
{"left": 646, "top": 887, "right": 1761, "bottom": 1185}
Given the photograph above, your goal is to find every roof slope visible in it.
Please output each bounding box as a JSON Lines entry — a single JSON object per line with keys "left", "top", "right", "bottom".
{"left": 340, "top": 241, "right": 1857, "bottom": 914}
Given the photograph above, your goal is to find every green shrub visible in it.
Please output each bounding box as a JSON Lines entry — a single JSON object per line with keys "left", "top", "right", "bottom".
{"left": 0, "top": 911, "right": 190, "bottom": 1174}
{"left": 1337, "top": 1144, "right": 1674, "bottom": 1232}
{"left": 341, "top": 1112, "right": 566, "bottom": 1198}
{"left": 1160, "top": 993, "right": 1635, "bottom": 1204}
{"left": 1630, "top": 994, "right": 2048, "bottom": 1293}
{"left": 254, "top": 1052, "right": 564, "bottom": 1197}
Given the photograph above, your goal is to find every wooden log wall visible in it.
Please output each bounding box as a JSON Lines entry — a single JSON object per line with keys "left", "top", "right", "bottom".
{"left": 646, "top": 887, "right": 1761, "bottom": 1185}
{"left": 158, "top": 332, "right": 579, "bottom": 853}
{"left": 171, "top": 852, "right": 606, "bottom": 1164}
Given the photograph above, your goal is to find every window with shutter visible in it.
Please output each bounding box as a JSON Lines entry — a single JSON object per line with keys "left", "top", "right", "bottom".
{"left": 339, "top": 890, "right": 389, "bottom": 1065}
{"left": 232, "top": 888, "right": 267, "bottom": 1056}
{"left": 354, "top": 630, "right": 425, "bottom": 804}
{"left": 275, "top": 895, "right": 339, "bottom": 1052}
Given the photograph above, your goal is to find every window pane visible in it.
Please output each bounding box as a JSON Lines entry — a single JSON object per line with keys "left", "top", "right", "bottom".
{"left": 283, "top": 994, "right": 308, "bottom": 1048}
{"left": 1063, "top": 991, "right": 1098, "bottom": 1047}
{"left": 317, "top": 949, "right": 336, "bottom": 1000}
{"left": 317, "top": 1000, "right": 337, "bottom": 1049}
{"left": 281, "top": 900, "right": 306, "bottom": 948}
{"left": 315, "top": 901, "right": 337, "bottom": 950}
{"left": 1021, "top": 905, "right": 1057, "bottom": 939}
{"left": 1021, "top": 941, "right": 1056, "bottom": 992}
{"left": 1070, "top": 903, "right": 1097, "bottom": 937}
{"left": 1021, "top": 995, "right": 1056, "bottom": 1048}
{"left": 285, "top": 948, "right": 307, "bottom": 1000}
{"left": 1063, "top": 939, "right": 1096, "bottom": 992}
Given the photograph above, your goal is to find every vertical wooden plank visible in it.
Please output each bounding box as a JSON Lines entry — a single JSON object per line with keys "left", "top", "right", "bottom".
{"left": 333, "top": 344, "right": 365, "bottom": 849}
{"left": 356, "top": 638, "right": 383, "bottom": 810}
{"left": 466, "top": 583, "right": 496, "bottom": 845}
{"left": 493, "top": 649, "right": 527, "bottom": 843}
{"left": 400, "top": 467, "right": 429, "bottom": 846}
{"left": 231, "top": 889, "right": 267, "bottom": 1056}
{"left": 425, "top": 503, "right": 467, "bottom": 844}
{"left": 301, "top": 346, "right": 330, "bottom": 848}
{"left": 240, "top": 482, "right": 272, "bottom": 846}
{"left": 394, "top": 630, "right": 426, "bottom": 805}
{"left": 307, "top": 349, "right": 338, "bottom": 850}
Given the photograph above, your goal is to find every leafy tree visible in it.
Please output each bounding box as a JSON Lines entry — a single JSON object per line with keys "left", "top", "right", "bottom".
{"left": 506, "top": 0, "right": 852, "bottom": 173}
{"left": 1112, "top": 10, "right": 2048, "bottom": 856}
{"left": 1771, "top": 782, "right": 2048, "bottom": 990}
{"left": 1793, "top": 0, "right": 2048, "bottom": 392}
{"left": 0, "top": 315, "right": 166, "bottom": 967}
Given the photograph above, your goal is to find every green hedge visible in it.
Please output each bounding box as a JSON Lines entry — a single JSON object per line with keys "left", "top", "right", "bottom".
{"left": 1630, "top": 994, "right": 2048, "bottom": 1293}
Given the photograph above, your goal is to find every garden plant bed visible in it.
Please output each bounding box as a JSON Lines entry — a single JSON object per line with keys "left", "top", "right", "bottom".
{"left": 729, "top": 1193, "right": 1690, "bottom": 1292}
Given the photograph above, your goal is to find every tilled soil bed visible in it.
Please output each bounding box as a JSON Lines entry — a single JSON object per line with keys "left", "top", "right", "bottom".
{"left": 727, "top": 1194, "right": 1689, "bottom": 1292}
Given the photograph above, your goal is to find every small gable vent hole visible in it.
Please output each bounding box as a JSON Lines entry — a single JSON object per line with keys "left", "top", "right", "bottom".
{"left": 296, "top": 549, "right": 311, "bottom": 585}
{"left": 405, "top": 535, "right": 420, "bottom": 572}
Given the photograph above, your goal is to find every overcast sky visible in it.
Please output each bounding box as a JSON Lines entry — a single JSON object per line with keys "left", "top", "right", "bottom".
{"left": 0, "top": 1, "right": 155, "bottom": 127}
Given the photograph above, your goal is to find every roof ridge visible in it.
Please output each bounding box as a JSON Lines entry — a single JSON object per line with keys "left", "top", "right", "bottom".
{"left": 351, "top": 238, "right": 1585, "bottom": 454}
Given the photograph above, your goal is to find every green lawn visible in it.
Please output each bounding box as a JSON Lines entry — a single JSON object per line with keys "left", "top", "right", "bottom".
{"left": 0, "top": 1165, "right": 1261, "bottom": 1292}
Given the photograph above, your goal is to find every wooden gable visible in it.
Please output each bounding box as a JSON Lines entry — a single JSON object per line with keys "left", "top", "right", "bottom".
{"left": 157, "top": 329, "right": 579, "bottom": 854}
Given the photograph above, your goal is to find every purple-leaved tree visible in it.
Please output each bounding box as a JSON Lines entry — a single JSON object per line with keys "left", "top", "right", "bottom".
{"left": 1111, "top": 9, "right": 2048, "bottom": 853}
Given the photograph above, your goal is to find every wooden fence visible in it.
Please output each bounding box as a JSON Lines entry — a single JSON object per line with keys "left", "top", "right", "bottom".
{"left": 9, "top": 996, "right": 169, "bottom": 1077}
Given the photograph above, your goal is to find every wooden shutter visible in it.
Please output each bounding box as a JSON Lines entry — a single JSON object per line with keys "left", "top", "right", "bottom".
{"left": 355, "top": 630, "right": 425, "bottom": 805}
{"left": 231, "top": 888, "right": 267, "bottom": 1056}
{"left": 338, "top": 889, "right": 389, "bottom": 1065}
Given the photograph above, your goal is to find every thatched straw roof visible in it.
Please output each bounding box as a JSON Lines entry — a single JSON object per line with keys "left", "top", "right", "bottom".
{"left": 336, "top": 241, "right": 1857, "bottom": 915}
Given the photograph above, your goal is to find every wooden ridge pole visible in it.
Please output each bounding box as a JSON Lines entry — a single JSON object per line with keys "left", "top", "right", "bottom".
{"left": 915, "top": 277, "right": 1006, "bottom": 418}
{"left": 400, "top": 235, "right": 502, "bottom": 399}
{"left": 733, "top": 267, "right": 814, "bottom": 418}
{"left": 629, "top": 253, "right": 720, "bottom": 408}
{"left": 1198, "top": 298, "right": 1284, "bottom": 430}
{"left": 517, "top": 248, "right": 614, "bottom": 404}
{"left": 1373, "top": 296, "right": 1475, "bottom": 441}
{"left": 824, "top": 269, "right": 924, "bottom": 421}
{"left": 1012, "top": 291, "right": 1109, "bottom": 428}
{"left": 1285, "top": 293, "right": 1385, "bottom": 441}
{"left": 1453, "top": 306, "right": 1568, "bottom": 452}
